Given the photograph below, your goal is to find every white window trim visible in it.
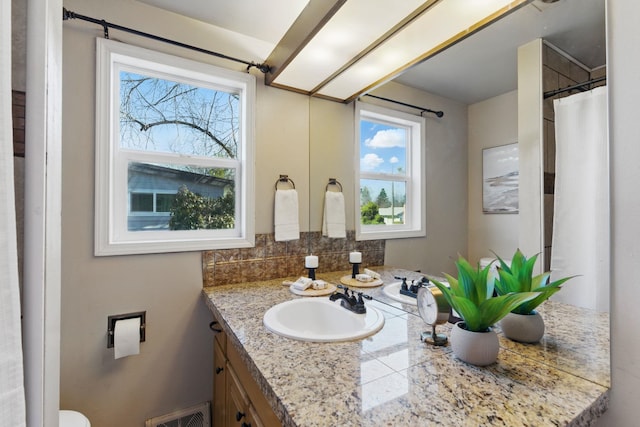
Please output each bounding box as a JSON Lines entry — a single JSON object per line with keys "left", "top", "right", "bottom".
{"left": 95, "top": 38, "right": 255, "bottom": 255}
{"left": 355, "top": 101, "right": 426, "bottom": 241}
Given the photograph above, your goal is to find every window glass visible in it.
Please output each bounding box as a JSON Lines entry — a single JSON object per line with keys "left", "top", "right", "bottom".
{"left": 355, "top": 102, "right": 425, "bottom": 240}
{"left": 131, "top": 193, "right": 153, "bottom": 212}
{"left": 155, "top": 193, "right": 176, "bottom": 213}
{"left": 95, "top": 39, "right": 255, "bottom": 255}
{"left": 119, "top": 71, "right": 239, "bottom": 159}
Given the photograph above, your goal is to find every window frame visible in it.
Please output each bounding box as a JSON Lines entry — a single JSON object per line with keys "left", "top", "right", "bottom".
{"left": 95, "top": 38, "right": 255, "bottom": 255}
{"left": 355, "top": 101, "right": 426, "bottom": 241}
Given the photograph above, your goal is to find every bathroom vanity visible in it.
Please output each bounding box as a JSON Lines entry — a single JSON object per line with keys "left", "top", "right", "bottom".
{"left": 202, "top": 267, "right": 609, "bottom": 426}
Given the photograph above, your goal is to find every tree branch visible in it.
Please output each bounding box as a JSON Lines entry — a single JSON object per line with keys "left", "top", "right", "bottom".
{"left": 138, "top": 119, "right": 234, "bottom": 157}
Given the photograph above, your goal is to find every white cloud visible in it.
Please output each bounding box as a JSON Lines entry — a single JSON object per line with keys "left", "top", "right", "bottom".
{"left": 390, "top": 156, "right": 399, "bottom": 164}
{"left": 361, "top": 153, "right": 384, "bottom": 171}
{"left": 364, "top": 129, "right": 405, "bottom": 148}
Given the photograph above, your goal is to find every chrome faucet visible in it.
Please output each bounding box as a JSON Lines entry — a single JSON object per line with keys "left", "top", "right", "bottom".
{"left": 330, "top": 285, "right": 371, "bottom": 314}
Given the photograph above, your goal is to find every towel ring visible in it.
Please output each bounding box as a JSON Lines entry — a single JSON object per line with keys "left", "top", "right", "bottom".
{"left": 326, "top": 178, "right": 343, "bottom": 192}
{"left": 275, "top": 174, "right": 295, "bottom": 190}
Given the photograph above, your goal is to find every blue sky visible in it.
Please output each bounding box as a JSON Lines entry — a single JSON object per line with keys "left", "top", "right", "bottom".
{"left": 119, "top": 70, "right": 238, "bottom": 159}
{"left": 359, "top": 119, "right": 407, "bottom": 204}
{"left": 360, "top": 119, "right": 406, "bottom": 174}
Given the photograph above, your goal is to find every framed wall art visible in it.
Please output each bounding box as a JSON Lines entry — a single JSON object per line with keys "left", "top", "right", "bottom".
{"left": 482, "top": 143, "right": 519, "bottom": 214}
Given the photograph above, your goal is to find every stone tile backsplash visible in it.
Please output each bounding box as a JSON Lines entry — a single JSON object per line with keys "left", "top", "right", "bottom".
{"left": 202, "top": 231, "right": 385, "bottom": 287}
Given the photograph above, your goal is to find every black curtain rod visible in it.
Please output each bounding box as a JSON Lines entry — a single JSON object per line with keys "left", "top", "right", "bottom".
{"left": 364, "top": 94, "right": 444, "bottom": 118}
{"left": 62, "top": 8, "right": 271, "bottom": 74}
{"left": 543, "top": 76, "right": 606, "bottom": 99}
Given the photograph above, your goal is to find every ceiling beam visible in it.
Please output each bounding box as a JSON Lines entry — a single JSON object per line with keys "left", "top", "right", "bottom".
{"left": 264, "top": 0, "right": 347, "bottom": 87}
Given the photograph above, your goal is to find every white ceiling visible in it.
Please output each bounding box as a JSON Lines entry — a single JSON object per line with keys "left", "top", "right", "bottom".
{"left": 395, "top": 0, "right": 606, "bottom": 104}
{"left": 137, "top": 0, "right": 605, "bottom": 105}
{"left": 137, "top": 0, "right": 310, "bottom": 44}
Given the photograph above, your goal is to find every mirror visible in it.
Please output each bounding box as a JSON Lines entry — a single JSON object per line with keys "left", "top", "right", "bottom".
{"left": 309, "top": 98, "right": 355, "bottom": 234}
{"left": 309, "top": 0, "right": 606, "bottom": 277}
{"left": 308, "top": 0, "right": 609, "bottom": 389}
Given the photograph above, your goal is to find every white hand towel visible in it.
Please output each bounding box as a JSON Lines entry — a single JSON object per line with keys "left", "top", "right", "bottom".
{"left": 275, "top": 189, "right": 300, "bottom": 241}
{"left": 322, "top": 191, "right": 346, "bottom": 238}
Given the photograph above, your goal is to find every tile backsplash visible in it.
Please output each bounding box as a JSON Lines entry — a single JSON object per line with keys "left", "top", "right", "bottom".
{"left": 202, "top": 231, "right": 385, "bottom": 287}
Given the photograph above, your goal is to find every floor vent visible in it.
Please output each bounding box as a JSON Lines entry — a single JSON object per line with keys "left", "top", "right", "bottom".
{"left": 145, "top": 401, "right": 210, "bottom": 427}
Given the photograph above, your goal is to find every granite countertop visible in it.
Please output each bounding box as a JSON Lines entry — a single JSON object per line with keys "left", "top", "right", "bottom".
{"left": 202, "top": 267, "right": 610, "bottom": 427}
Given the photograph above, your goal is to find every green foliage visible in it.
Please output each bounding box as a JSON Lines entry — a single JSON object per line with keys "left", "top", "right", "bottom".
{"left": 375, "top": 188, "right": 391, "bottom": 208}
{"left": 169, "top": 185, "right": 235, "bottom": 230}
{"left": 493, "top": 249, "right": 576, "bottom": 315}
{"left": 360, "top": 201, "right": 385, "bottom": 224}
{"left": 360, "top": 187, "right": 373, "bottom": 205}
{"left": 430, "top": 255, "right": 539, "bottom": 332}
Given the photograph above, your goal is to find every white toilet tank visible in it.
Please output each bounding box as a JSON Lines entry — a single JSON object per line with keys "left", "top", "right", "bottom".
{"left": 59, "top": 410, "right": 91, "bottom": 427}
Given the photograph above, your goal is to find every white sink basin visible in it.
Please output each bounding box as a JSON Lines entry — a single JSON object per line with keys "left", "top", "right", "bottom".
{"left": 382, "top": 281, "right": 419, "bottom": 305}
{"left": 263, "top": 298, "right": 385, "bottom": 342}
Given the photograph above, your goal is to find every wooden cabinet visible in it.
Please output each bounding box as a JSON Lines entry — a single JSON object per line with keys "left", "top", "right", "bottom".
{"left": 212, "top": 320, "right": 280, "bottom": 427}
{"left": 213, "top": 337, "right": 227, "bottom": 427}
{"left": 246, "top": 404, "right": 265, "bottom": 427}
{"left": 226, "top": 365, "right": 251, "bottom": 427}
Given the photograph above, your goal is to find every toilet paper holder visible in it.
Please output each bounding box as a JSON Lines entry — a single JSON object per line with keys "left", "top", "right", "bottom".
{"left": 107, "top": 311, "right": 146, "bottom": 348}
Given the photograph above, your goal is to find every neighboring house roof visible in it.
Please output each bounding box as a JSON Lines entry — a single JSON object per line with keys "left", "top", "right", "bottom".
{"left": 128, "top": 162, "right": 233, "bottom": 188}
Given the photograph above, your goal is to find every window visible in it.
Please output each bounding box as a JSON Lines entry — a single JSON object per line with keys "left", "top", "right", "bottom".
{"left": 355, "top": 101, "right": 425, "bottom": 240}
{"left": 95, "top": 39, "right": 255, "bottom": 255}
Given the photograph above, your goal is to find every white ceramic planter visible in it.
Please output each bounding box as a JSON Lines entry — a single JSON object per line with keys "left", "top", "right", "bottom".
{"left": 499, "top": 311, "right": 545, "bottom": 343}
{"left": 450, "top": 322, "right": 499, "bottom": 366}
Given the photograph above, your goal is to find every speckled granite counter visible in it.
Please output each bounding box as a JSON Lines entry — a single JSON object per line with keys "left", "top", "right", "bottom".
{"left": 202, "top": 267, "right": 610, "bottom": 427}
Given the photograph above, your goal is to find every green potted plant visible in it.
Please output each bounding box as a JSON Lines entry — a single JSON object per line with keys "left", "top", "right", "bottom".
{"left": 430, "top": 255, "right": 539, "bottom": 366}
{"left": 493, "top": 249, "right": 576, "bottom": 343}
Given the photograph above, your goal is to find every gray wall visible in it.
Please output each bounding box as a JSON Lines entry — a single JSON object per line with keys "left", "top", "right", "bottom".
{"left": 59, "top": 0, "right": 305, "bottom": 425}
{"left": 467, "top": 90, "right": 519, "bottom": 263}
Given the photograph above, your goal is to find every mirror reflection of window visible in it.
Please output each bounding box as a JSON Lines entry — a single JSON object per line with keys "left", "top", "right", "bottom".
{"left": 355, "top": 102, "right": 425, "bottom": 240}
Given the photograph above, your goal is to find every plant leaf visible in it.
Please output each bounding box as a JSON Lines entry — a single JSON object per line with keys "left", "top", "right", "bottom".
{"left": 455, "top": 257, "right": 478, "bottom": 304}
{"left": 451, "top": 295, "right": 482, "bottom": 331}
{"left": 495, "top": 269, "right": 522, "bottom": 294}
{"left": 492, "top": 248, "right": 578, "bottom": 313}
{"left": 431, "top": 280, "right": 457, "bottom": 312}
{"left": 514, "top": 288, "right": 561, "bottom": 314}
{"left": 442, "top": 273, "right": 460, "bottom": 296}
{"left": 477, "top": 292, "right": 540, "bottom": 330}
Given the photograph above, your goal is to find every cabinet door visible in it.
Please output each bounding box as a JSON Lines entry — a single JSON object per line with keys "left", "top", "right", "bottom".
{"left": 226, "top": 365, "right": 250, "bottom": 427}
{"left": 226, "top": 341, "right": 282, "bottom": 427}
{"left": 213, "top": 340, "right": 226, "bottom": 427}
{"left": 245, "top": 404, "right": 265, "bottom": 427}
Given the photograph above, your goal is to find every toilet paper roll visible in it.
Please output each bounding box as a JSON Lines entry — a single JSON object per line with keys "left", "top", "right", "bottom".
{"left": 114, "top": 317, "right": 140, "bottom": 359}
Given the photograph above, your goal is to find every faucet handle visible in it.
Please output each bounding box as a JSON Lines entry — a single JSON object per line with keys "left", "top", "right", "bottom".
{"left": 356, "top": 291, "right": 372, "bottom": 304}
{"left": 395, "top": 276, "right": 409, "bottom": 290}
{"left": 338, "top": 284, "right": 352, "bottom": 297}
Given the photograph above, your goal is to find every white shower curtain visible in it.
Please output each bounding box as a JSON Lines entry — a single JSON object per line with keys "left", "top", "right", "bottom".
{"left": 1, "top": 0, "right": 27, "bottom": 425}
{"left": 550, "top": 86, "right": 609, "bottom": 312}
